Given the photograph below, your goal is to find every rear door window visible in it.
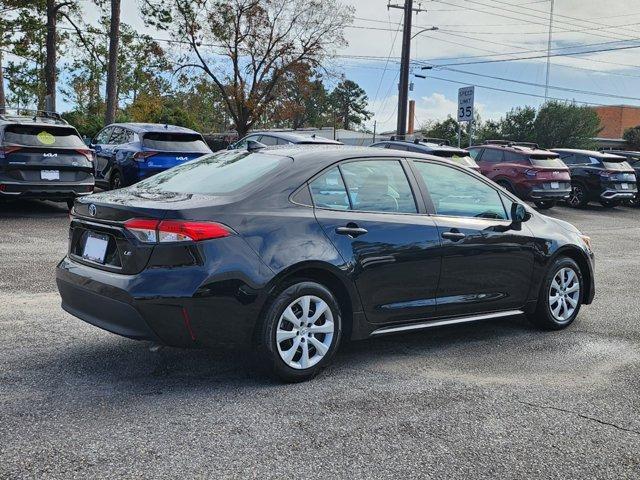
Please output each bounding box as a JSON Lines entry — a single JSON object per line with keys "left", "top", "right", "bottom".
{"left": 309, "top": 167, "right": 350, "bottom": 210}
{"left": 109, "top": 127, "right": 130, "bottom": 145}
{"left": 258, "top": 135, "right": 278, "bottom": 146}
{"left": 142, "top": 132, "right": 210, "bottom": 152}
{"left": 480, "top": 148, "right": 504, "bottom": 163}
{"left": 340, "top": 160, "right": 417, "bottom": 213}
{"left": 468, "top": 148, "right": 482, "bottom": 160}
{"left": 3, "top": 125, "right": 85, "bottom": 148}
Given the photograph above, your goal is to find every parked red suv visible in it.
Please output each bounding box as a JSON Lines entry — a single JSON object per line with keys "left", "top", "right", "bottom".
{"left": 468, "top": 141, "right": 571, "bottom": 209}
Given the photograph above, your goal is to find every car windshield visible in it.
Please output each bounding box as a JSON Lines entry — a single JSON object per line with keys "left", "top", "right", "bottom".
{"left": 3, "top": 125, "right": 85, "bottom": 148}
{"left": 142, "top": 132, "right": 210, "bottom": 152}
{"left": 134, "top": 150, "right": 290, "bottom": 196}
{"left": 603, "top": 160, "right": 633, "bottom": 171}
{"left": 529, "top": 155, "right": 565, "bottom": 168}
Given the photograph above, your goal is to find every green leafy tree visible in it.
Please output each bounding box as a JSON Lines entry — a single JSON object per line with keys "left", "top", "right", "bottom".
{"left": 623, "top": 125, "right": 640, "bottom": 150}
{"left": 501, "top": 106, "right": 536, "bottom": 142}
{"left": 329, "top": 79, "right": 371, "bottom": 130}
{"left": 141, "top": 0, "right": 353, "bottom": 137}
{"left": 534, "top": 101, "right": 601, "bottom": 148}
{"left": 419, "top": 116, "right": 465, "bottom": 146}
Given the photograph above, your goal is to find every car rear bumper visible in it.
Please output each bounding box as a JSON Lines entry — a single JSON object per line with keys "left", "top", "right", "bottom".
{"left": 528, "top": 188, "right": 571, "bottom": 200}
{"left": 56, "top": 253, "right": 269, "bottom": 348}
{"left": 0, "top": 180, "right": 94, "bottom": 200}
{"left": 600, "top": 189, "right": 637, "bottom": 200}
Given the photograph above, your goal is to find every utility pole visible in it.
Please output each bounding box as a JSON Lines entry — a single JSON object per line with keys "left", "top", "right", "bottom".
{"left": 544, "top": 0, "right": 555, "bottom": 101}
{"left": 389, "top": 1, "right": 427, "bottom": 139}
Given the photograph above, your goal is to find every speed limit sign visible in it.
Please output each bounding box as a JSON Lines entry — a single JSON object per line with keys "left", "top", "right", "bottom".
{"left": 457, "top": 86, "right": 474, "bottom": 122}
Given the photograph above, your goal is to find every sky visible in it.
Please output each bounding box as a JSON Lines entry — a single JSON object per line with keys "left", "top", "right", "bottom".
{"left": 64, "top": 0, "right": 640, "bottom": 132}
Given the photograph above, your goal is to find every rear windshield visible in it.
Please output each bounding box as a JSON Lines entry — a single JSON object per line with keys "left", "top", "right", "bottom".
{"left": 603, "top": 160, "right": 633, "bottom": 171}
{"left": 134, "top": 150, "right": 289, "bottom": 196}
{"left": 142, "top": 132, "right": 210, "bottom": 152}
{"left": 529, "top": 155, "right": 565, "bottom": 168}
{"left": 3, "top": 125, "right": 85, "bottom": 148}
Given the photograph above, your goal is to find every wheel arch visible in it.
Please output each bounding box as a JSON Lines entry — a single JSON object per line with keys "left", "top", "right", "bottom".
{"left": 254, "top": 261, "right": 362, "bottom": 343}
{"left": 550, "top": 245, "right": 593, "bottom": 304}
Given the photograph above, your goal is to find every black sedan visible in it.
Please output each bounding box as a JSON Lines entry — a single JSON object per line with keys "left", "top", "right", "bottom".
{"left": 57, "top": 146, "right": 595, "bottom": 382}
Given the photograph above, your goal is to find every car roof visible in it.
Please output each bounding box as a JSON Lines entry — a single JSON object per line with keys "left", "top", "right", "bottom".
{"left": 106, "top": 123, "right": 201, "bottom": 135}
{"left": 376, "top": 140, "right": 469, "bottom": 154}
{"left": 250, "top": 144, "right": 456, "bottom": 169}
{"left": 475, "top": 142, "right": 556, "bottom": 156}
{"left": 551, "top": 148, "right": 627, "bottom": 160}
{"left": 248, "top": 130, "right": 342, "bottom": 144}
{"left": 0, "top": 114, "right": 71, "bottom": 127}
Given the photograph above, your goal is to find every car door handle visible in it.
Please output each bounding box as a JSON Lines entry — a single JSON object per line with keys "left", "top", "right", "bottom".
{"left": 336, "top": 224, "right": 368, "bottom": 238}
{"left": 442, "top": 230, "right": 466, "bottom": 241}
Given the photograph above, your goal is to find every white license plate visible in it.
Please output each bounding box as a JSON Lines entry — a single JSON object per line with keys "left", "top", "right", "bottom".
{"left": 621, "top": 183, "right": 629, "bottom": 189}
{"left": 550, "top": 182, "right": 560, "bottom": 189}
{"left": 41, "top": 169, "right": 59, "bottom": 180}
{"left": 82, "top": 234, "right": 109, "bottom": 263}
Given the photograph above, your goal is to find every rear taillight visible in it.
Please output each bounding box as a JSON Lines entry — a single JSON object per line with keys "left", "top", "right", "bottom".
{"left": 124, "top": 218, "right": 232, "bottom": 243}
{"left": 524, "top": 169, "right": 539, "bottom": 178}
{"left": 0, "top": 146, "right": 22, "bottom": 158}
{"left": 132, "top": 151, "right": 158, "bottom": 162}
{"left": 74, "top": 148, "right": 94, "bottom": 164}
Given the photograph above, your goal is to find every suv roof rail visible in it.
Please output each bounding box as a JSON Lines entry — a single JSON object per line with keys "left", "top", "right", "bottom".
{"left": 511, "top": 141, "right": 540, "bottom": 149}
{"left": 0, "top": 107, "right": 68, "bottom": 125}
{"left": 483, "top": 139, "right": 510, "bottom": 146}
{"left": 419, "top": 137, "right": 450, "bottom": 146}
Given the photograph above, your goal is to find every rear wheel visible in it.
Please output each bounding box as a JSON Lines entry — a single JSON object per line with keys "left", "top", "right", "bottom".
{"left": 528, "top": 257, "right": 583, "bottom": 330}
{"left": 497, "top": 180, "right": 515, "bottom": 194}
{"left": 258, "top": 281, "right": 342, "bottom": 382}
{"left": 600, "top": 198, "right": 621, "bottom": 208}
{"left": 567, "top": 184, "right": 588, "bottom": 208}
{"left": 110, "top": 171, "right": 123, "bottom": 190}
{"left": 534, "top": 200, "right": 556, "bottom": 210}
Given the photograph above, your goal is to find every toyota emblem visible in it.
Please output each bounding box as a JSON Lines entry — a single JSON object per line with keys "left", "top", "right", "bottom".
{"left": 88, "top": 204, "right": 97, "bottom": 216}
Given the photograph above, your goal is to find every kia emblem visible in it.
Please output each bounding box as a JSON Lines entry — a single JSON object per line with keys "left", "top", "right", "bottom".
{"left": 88, "top": 204, "right": 97, "bottom": 216}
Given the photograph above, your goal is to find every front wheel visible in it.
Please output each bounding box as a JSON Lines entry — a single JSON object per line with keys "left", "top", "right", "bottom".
{"left": 534, "top": 200, "right": 556, "bottom": 210}
{"left": 625, "top": 194, "right": 640, "bottom": 207}
{"left": 258, "top": 281, "right": 342, "bottom": 382}
{"left": 528, "top": 257, "right": 583, "bottom": 330}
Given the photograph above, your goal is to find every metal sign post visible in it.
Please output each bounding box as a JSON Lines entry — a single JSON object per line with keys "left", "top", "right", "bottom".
{"left": 458, "top": 86, "right": 474, "bottom": 148}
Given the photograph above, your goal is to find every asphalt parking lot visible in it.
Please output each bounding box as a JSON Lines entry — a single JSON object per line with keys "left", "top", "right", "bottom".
{"left": 0, "top": 200, "right": 638, "bottom": 479}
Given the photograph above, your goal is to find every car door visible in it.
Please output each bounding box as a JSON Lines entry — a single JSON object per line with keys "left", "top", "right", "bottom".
{"left": 310, "top": 158, "right": 442, "bottom": 325}
{"left": 476, "top": 147, "right": 504, "bottom": 179}
{"left": 92, "top": 126, "right": 113, "bottom": 182}
{"left": 411, "top": 159, "right": 535, "bottom": 317}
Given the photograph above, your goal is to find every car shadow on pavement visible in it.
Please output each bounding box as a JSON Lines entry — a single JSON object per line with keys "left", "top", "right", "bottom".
{"left": 47, "top": 313, "right": 540, "bottom": 394}
{"left": 0, "top": 199, "right": 68, "bottom": 217}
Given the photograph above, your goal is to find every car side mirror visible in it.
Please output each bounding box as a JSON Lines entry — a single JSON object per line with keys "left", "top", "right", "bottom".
{"left": 93, "top": 144, "right": 102, "bottom": 153}
{"left": 511, "top": 203, "right": 530, "bottom": 224}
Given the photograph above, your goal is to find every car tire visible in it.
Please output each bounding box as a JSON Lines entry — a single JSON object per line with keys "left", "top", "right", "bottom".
{"left": 258, "top": 281, "right": 342, "bottom": 382}
{"left": 497, "top": 180, "right": 515, "bottom": 194}
{"left": 534, "top": 200, "right": 556, "bottom": 210}
{"left": 626, "top": 194, "right": 640, "bottom": 207}
{"left": 599, "top": 198, "right": 621, "bottom": 208}
{"left": 110, "top": 171, "right": 123, "bottom": 190}
{"left": 567, "top": 183, "right": 588, "bottom": 208}
{"left": 528, "top": 257, "right": 583, "bottom": 331}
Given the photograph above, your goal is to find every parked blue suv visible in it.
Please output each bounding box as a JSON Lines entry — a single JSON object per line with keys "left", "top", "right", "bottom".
{"left": 91, "top": 123, "right": 212, "bottom": 189}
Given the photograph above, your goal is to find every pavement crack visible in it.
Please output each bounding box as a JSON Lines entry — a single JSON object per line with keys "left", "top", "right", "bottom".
{"left": 517, "top": 400, "right": 640, "bottom": 436}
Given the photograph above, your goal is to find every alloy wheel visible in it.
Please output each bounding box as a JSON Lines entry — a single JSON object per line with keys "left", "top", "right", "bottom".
{"left": 567, "top": 185, "right": 584, "bottom": 207}
{"left": 276, "top": 295, "right": 334, "bottom": 370}
{"left": 548, "top": 267, "right": 580, "bottom": 322}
